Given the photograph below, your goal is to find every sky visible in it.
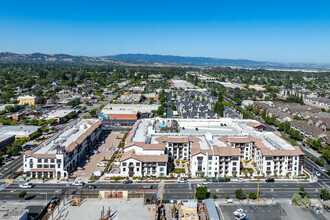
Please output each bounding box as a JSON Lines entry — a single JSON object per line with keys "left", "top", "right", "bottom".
{"left": 1, "top": 0, "right": 330, "bottom": 63}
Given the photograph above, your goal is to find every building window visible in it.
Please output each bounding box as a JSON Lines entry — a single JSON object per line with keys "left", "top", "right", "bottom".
{"left": 136, "top": 168, "right": 139, "bottom": 172}
{"left": 57, "top": 159, "right": 61, "bottom": 163}
{"left": 208, "top": 156, "right": 212, "bottom": 160}
{"left": 123, "top": 168, "right": 126, "bottom": 172}
{"left": 136, "top": 162, "right": 140, "bottom": 166}
{"left": 29, "top": 164, "right": 33, "bottom": 168}
{"left": 38, "top": 159, "right": 42, "bottom": 163}
{"left": 208, "top": 161, "right": 212, "bottom": 165}
{"left": 267, "top": 167, "right": 271, "bottom": 171}
{"left": 208, "top": 167, "right": 212, "bottom": 170}
{"left": 233, "top": 162, "right": 237, "bottom": 166}
{"left": 44, "top": 164, "right": 49, "bottom": 168}
{"left": 50, "top": 165, "right": 55, "bottom": 168}
{"left": 160, "top": 167, "right": 164, "bottom": 171}
{"left": 44, "top": 159, "right": 48, "bottom": 163}
{"left": 37, "top": 165, "right": 42, "bottom": 168}
{"left": 122, "top": 162, "right": 127, "bottom": 166}
{"left": 233, "top": 167, "right": 237, "bottom": 171}
{"left": 57, "top": 164, "right": 61, "bottom": 168}
{"left": 267, "top": 162, "right": 271, "bottom": 165}
{"left": 50, "top": 159, "right": 55, "bottom": 163}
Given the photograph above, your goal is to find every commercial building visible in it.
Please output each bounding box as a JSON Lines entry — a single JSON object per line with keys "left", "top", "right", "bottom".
{"left": 0, "top": 126, "right": 39, "bottom": 138}
{"left": 0, "top": 134, "right": 15, "bottom": 152}
{"left": 40, "top": 109, "right": 76, "bottom": 123}
{"left": 17, "top": 95, "right": 36, "bottom": 105}
{"left": 0, "top": 206, "right": 29, "bottom": 220}
{"left": 101, "top": 104, "right": 159, "bottom": 120}
{"left": 23, "top": 119, "right": 102, "bottom": 179}
{"left": 118, "top": 118, "right": 304, "bottom": 178}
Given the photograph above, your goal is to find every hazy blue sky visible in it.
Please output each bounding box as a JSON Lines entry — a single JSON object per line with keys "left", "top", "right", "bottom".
{"left": 1, "top": 0, "right": 330, "bottom": 63}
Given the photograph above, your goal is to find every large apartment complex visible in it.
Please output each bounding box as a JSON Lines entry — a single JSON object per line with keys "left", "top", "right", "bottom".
{"left": 23, "top": 119, "right": 102, "bottom": 179}
{"left": 119, "top": 118, "right": 304, "bottom": 178}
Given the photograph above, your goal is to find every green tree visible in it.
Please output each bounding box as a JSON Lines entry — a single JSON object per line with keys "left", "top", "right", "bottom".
{"left": 18, "top": 191, "right": 27, "bottom": 199}
{"left": 234, "top": 188, "right": 246, "bottom": 199}
{"left": 291, "top": 193, "right": 302, "bottom": 206}
{"left": 302, "top": 196, "right": 311, "bottom": 208}
{"left": 249, "top": 192, "right": 257, "bottom": 200}
{"left": 89, "top": 108, "right": 98, "bottom": 117}
{"left": 195, "top": 186, "right": 208, "bottom": 200}
{"left": 68, "top": 98, "right": 81, "bottom": 107}
{"left": 47, "top": 119, "right": 57, "bottom": 125}
{"left": 321, "top": 189, "right": 330, "bottom": 200}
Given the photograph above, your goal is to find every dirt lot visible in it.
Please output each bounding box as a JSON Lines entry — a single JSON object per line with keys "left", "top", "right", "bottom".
{"left": 74, "top": 132, "right": 124, "bottom": 181}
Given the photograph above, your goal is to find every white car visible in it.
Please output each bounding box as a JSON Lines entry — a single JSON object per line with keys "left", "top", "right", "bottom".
{"left": 97, "top": 162, "right": 107, "bottom": 167}
{"left": 177, "top": 179, "right": 188, "bottom": 183}
{"left": 19, "top": 183, "right": 34, "bottom": 189}
{"left": 316, "top": 172, "right": 321, "bottom": 177}
{"left": 320, "top": 167, "right": 326, "bottom": 172}
{"left": 72, "top": 181, "right": 85, "bottom": 186}
{"left": 235, "top": 178, "right": 245, "bottom": 182}
{"left": 197, "top": 183, "right": 207, "bottom": 187}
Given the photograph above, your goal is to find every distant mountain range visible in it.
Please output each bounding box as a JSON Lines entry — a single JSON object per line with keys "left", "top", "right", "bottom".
{"left": 103, "top": 54, "right": 282, "bottom": 67}
{"left": 0, "top": 52, "right": 329, "bottom": 69}
{"left": 103, "top": 54, "right": 330, "bottom": 69}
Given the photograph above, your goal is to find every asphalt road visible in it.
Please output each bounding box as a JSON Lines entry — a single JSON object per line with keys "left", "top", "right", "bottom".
{"left": 162, "top": 182, "right": 323, "bottom": 200}
{"left": 0, "top": 155, "right": 23, "bottom": 180}
{"left": 0, "top": 181, "right": 324, "bottom": 201}
{"left": 305, "top": 158, "right": 330, "bottom": 189}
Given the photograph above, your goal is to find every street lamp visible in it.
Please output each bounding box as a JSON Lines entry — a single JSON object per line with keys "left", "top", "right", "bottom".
{"left": 40, "top": 193, "right": 48, "bottom": 206}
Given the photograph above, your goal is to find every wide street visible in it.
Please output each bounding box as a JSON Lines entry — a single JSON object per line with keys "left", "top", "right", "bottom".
{"left": 0, "top": 181, "right": 324, "bottom": 202}
{"left": 0, "top": 155, "right": 23, "bottom": 180}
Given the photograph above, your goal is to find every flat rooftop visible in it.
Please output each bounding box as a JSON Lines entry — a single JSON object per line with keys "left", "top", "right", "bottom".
{"left": 42, "top": 109, "right": 75, "bottom": 120}
{"left": 0, "top": 206, "right": 28, "bottom": 220}
{"left": 171, "top": 80, "right": 196, "bottom": 88}
{"left": 64, "top": 198, "right": 155, "bottom": 220}
{"left": 33, "top": 119, "right": 100, "bottom": 155}
{"left": 102, "top": 104, "right": 159, "bottom": 115}
{"left": 131, "top": 118, "right": 295, "bottom": 151}
{"left": 0, "top": 126, "right": 39, "bottom": 137}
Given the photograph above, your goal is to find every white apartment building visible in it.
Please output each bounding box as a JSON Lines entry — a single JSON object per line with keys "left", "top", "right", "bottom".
{"left": 119, "top": 118, "right": 304, "bottom": 178}
{"left": 23, "top": 119, "right": 102, "bottom": 179}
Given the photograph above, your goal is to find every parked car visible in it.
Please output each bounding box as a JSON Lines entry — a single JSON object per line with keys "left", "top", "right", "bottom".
{"left": 72, "top": 181, "right": 85, "bottom": 186}
{"left": 86, "top": 185, "right": 97, "bottom": 189}
{"left": 143, "top": 184, "right": 152, "bottom": 189}
{"left": 84, "top": 160, "right": 90, "bottom": 163}
{"left": 323, "top": 204, "right": 330, "bottom": 212}
{"left": 313, "top": 206, "right": 321, "bottom": 214}
{"left": 197, "top": 183, "right": 207, "bottom": 187}
{"left": 92, "top": 170, "right": 104, "bottom": 177}
{"left": 320, "top": 167, "right": 326, "bottom": 172}
{"left": 77, "top": 167, "right": 85, "bottom": 170}
{"left": 19, "top": 183, "right": 34, "bottom": 189}
{"left": 235, "top": 178, "right": 245, "bottom": 182}
{"left": 266, "top": 178, "right": 275, "bottom": 182}
{"left": 316, "top": 172, "right": 321, "bottom": 177}
{"left": 97, "top": 162, "right": 107, "bottom": 167}
{"left": 123, "top": 180, "right": 133, "bottom": 184}
{"left": 177, "top": 179, "right": 188, "bottom": 183}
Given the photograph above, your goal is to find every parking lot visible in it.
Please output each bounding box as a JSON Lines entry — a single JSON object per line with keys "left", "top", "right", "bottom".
{"left": 74, "top": 132, "right": 124, "bottom": 181}
{"left": 220, "top": 200, "right": 330, "bottom": 220}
